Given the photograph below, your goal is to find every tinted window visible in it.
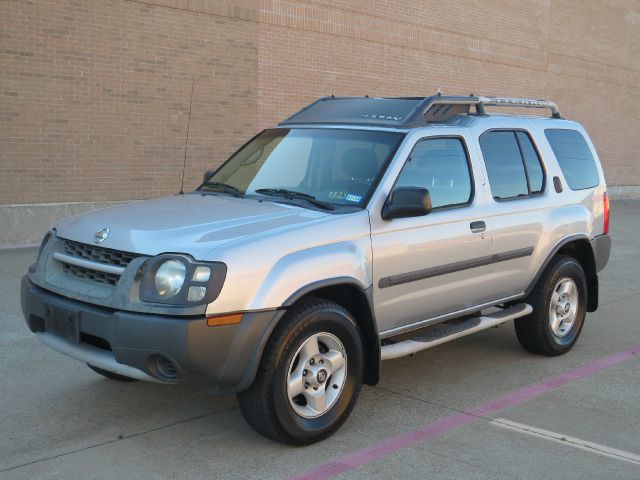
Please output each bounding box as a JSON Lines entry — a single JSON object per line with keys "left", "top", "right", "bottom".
{"left": 545, "top": 129, "right": 599, "bottom": 190}
{"left": 516, "top": 131, "right": 544, "bottom": 194}
{"left": 207, "top": 128, "right": 404, "bottom": 207}
{"left": 395, "top": 137, "right": 472, "bottom": 209}
{"left": 480, "top": 131, "right": 529, "bottom": 199}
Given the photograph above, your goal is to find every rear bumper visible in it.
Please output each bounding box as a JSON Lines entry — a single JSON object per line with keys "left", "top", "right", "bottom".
{"left": 21, "top": 276, "right": 284, "bottom": 392}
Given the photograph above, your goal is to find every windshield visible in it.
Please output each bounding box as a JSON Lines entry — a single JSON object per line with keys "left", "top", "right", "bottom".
{"left": 201, "top": 128, "right": 405, "bottom": 208}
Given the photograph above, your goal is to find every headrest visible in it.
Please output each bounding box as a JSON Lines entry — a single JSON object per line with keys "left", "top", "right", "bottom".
{"left": 341, "top": 148, "right": 378, "bottom": 179}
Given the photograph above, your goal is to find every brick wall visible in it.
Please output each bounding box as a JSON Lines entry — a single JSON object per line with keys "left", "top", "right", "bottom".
{"left": 1, "top": 0, "right": 639, "bottom": 206}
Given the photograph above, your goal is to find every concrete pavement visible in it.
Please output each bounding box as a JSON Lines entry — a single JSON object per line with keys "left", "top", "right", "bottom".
{"left": 0, "top": 202, "right": 638, "bottom": 479}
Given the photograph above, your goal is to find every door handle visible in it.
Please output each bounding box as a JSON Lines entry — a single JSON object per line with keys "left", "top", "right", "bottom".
{"left": 470, "top": 221, "right": 486, "bottom": 233}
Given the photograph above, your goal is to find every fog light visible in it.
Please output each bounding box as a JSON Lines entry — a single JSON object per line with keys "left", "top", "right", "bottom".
{"left": 188, "top": 286, "right": 207, "bottom": 302}
{"left": 154, "top": 355, "right": 178, "bottom": 379}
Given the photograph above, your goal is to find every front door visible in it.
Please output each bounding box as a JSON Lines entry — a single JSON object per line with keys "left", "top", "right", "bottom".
{"left": 370, "top": 134, "right": 496, "bottom": 335}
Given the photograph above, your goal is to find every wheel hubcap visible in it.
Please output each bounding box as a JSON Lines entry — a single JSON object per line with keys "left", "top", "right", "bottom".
{"left": 286, "top": 332, "right": 347, "bottom": 418}
{"left": 549, "top": 277, "right": 579, "bottom": 338}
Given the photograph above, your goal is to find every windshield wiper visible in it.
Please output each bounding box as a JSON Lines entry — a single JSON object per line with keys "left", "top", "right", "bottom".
{"left": 255, "top": 188, "right": 335, "bottom": 211}
{"left": 200, "top": 181, "right": 244, "bottom": 197}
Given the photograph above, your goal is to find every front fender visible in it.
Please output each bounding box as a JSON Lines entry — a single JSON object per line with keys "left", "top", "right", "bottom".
{"left": 248, "top": 239, "right": 372, "bottom": 310}
{"left": 204, "top": 210, "right": 373, "bottom": 315}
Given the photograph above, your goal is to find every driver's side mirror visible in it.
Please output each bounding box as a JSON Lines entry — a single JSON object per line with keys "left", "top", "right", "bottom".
{"left": 202, "top": 170, "right": 214, "bottom": 184}
{"left": 381, "top": 187, "right": 432, "bottom": 220}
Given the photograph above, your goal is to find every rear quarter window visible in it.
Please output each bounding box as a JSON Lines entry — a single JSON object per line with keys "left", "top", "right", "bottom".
{"left": 544, "top": 129, "right": 599, "bottom": 190}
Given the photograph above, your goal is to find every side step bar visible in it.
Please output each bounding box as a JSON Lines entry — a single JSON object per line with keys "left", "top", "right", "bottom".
{"left": 380, "top": 303, "right": 533, "bottom": 361}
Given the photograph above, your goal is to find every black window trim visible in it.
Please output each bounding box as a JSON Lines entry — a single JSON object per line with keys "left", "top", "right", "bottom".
{"left": 479, "top": 128, "right": 548, "bottom": 203}
{"left": 543, "top": 127, "right": 600, "bottom": 191}
{"left": 386, "top": 134, "right": 476, "bottom": 214}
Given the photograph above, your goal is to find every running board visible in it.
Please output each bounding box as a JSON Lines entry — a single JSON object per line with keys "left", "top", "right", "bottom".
{"left": 380, "top": 303, "right": 533, "bottom": 361}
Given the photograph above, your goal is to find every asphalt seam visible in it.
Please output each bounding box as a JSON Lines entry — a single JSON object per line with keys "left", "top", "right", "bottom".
{"left": 599, "top": 290, "right": 640, "bottom": 306}
{"left": 373, "top": 384, "right": 475, "bottom": 418}
{"left": 0, "top": 267, "right": 23, "bottom": 279}
{"left": 291, "top": 346, "right": 640, "bottom": 479}
{"left": 0, "top": 406, "right": 237, "bottom": 474}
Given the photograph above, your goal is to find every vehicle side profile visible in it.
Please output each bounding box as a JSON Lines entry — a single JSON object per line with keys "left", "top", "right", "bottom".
{"left": 21, "top": 94, "right": 611, "bottom": 444}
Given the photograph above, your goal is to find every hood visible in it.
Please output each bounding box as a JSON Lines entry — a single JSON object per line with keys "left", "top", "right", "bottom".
{"left": 55, "top": 193, "right": 330, "bottom": 259}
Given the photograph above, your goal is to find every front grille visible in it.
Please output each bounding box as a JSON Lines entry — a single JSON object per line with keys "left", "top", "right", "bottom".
{"left": 58, "top": 239, "right": 141, "bottom": 286}
{"left": 63, "top": 239, "right": 137, "bottom": 268}
{"left": 62, "top": 263, "right": 121, "bottom": 286}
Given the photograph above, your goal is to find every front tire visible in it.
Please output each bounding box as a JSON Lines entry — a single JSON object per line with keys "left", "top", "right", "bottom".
{"left": 515, "top": 255, "right": 587, "bottom": 356}
{"left": 237, "top": 298, "right": 363, "bottom": 445}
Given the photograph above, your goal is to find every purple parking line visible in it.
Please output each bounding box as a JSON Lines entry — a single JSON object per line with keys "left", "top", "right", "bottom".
{"left": 290, "top": 344, "right": 640, "bottom": 480}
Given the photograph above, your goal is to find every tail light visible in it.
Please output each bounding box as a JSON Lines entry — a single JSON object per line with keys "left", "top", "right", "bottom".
{"left": 602, "top": 191, "right": 610, "bottom": 234}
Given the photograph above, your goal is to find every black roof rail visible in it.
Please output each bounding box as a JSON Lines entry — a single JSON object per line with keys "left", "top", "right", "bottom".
{"left": 278, "top": 94, "right": 563, "bottom": 128}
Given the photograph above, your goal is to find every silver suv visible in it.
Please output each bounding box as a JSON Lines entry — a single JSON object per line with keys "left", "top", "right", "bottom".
{"left": 21, "top": 95, "right": 611, "bottom": 445}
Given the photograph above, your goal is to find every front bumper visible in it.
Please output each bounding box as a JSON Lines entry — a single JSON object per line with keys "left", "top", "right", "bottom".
{"left": 21, "top": 276, "right": 284, "bottom": 392}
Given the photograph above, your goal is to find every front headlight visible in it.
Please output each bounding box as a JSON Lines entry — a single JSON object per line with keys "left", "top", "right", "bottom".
{"left": 154, "top": 259, "right": 186, "bottom": 298}
{"left": 139, "top": 254, "right": 227, "bottom": 306}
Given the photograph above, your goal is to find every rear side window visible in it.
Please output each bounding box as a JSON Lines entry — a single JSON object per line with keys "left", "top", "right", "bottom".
{"left": 479, "top": 130, "right": 545, "bottom": 200}
{"left": 545, "top": 129, "right": 599, "bottom": 190}
{"left": 516, "top": 131, "right": 544, "bottom": 194}
{"left": 395, "top": 137, "right": 472, "bottom": 209}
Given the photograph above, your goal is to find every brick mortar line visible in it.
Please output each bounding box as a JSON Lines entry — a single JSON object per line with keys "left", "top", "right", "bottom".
{"left": 123, "top": 0, "right": 638, "bottom": 84}
{"left": 262, "top": 1, "right": 640, "bottom": 77}
{"left": 267, "top": 0, "right": 549, "bottom": 59}
{"left": 545, "top": 68, "right": 640, "bottom": 90}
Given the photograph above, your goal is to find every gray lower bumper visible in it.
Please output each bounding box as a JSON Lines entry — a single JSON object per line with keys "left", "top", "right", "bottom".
{"left": 21, "top": 276, "right": 284, "bottom": 392}
{"left": 37, "top": 332, "right": 161, "bottom": 382}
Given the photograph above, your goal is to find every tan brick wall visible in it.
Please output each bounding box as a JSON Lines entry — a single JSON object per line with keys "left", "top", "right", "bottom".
{"left": 1, "top": 0, "right": 258, "bottom": 204}
{"left": 1, "top": 0, "right": 639, "bottom": 206}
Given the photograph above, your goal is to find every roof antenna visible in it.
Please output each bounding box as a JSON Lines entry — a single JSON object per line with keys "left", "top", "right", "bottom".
{"left": 179, "top": 75, "right": 195, "bottom": 195}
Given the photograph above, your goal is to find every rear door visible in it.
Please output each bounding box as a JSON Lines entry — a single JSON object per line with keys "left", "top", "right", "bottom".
{"left": 474, "top": 127, "right": 550, "bottom": 298}
{"left": 370, "top": 131, "right": 496, "bottom": 335}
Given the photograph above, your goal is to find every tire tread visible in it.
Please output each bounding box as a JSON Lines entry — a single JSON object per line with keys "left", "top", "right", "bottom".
{"left": 237, "top": 297, "right": 361, "bottom": 445}
{"left": 515, "top": 255, "right": 586, "bottom": 356}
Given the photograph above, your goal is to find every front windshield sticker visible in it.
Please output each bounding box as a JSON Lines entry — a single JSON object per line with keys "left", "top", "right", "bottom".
{"left": 345, "top": 194, "right": 362, "bottom": 203}
{"left": 328, "top": 191, "right": 347, "bottom": 200}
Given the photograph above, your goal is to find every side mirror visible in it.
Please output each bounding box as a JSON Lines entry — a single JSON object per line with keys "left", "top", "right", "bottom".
{"left": 381, "top": 187, "right": 432, "bottom": 220}
{"left": 202, "top": 170, "right": 215, "bottom": 184}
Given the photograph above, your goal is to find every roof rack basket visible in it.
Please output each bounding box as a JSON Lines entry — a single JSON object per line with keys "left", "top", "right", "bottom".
{"left": 420, "top": 95, "right": 562, "bottom": 123}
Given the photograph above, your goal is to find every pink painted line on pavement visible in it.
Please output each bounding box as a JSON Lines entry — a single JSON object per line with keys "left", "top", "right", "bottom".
{"left": 290, "top": 344, "right": 640, "bottom": 480}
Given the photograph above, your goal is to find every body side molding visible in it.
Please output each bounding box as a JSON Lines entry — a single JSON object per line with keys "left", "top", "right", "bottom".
{"left": 379, "top": 246, "right": 534, "bottom": 289}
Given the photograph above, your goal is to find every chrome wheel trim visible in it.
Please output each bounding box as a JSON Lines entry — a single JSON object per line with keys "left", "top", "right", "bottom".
{"left": 549, "top": 277, "right": 579, "bottom": 338}
{"left": 286, "top": 332, "right": 347, "bottom": 419}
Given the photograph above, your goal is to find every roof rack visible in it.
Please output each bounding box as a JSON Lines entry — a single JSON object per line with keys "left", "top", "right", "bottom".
{"left": 278, "top": 94, "right": 563, "bottom": 128}
{"left": 419, "top": 95, "right": 562, "bottom": 123}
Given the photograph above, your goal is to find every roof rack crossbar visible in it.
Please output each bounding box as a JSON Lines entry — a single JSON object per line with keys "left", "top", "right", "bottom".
{"left": 419, "top": 95, "right": 562, "bottom": 123}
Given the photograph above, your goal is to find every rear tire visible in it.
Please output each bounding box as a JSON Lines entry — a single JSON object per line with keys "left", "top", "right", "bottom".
{"left": 515, "top": 255, "right": 587, "bottom": 356}
{"left": 237, "top": 298, "right": 363, "bottom": 445}
{"left": 87, "top": 364, "right": 138, "bottom": 382}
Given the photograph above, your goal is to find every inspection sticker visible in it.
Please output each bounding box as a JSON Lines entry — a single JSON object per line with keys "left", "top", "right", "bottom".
{"left": 345, "top": 194, "right": 362, "bottom": 202}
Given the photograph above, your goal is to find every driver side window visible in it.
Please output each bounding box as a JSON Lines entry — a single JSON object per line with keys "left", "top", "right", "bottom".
{"left": 395, "top": 137, "right": 473, "bottom": 209}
